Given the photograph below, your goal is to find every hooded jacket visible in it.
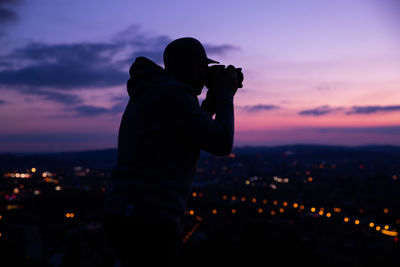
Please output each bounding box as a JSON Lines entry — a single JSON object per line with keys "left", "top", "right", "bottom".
{"left": 104, "top": 57, "right": 234, "bottom": 224}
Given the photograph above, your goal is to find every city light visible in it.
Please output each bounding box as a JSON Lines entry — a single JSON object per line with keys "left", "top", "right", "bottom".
{"left": 65, "top": 213, "right": 75, "bottom": 218}
{"left": 6, "top": 204, "right": 23, "bottom": 210}
{"left": 227, "top": 153, "right": 235, "bottom": 158}
{"left": 381, "top": 229, "right": 399, "bottom": 237}
{"left": 3, "top": 172, "right": 32, "bottom": 179}
{"left": 383, "top": 208, "right": 389, "bottom": 214}
{"left": 1, "top": 154, "right": 398, "bottom": 262}
{"left": 333, "top": 207, "right": 341, "bottom": 213}
{"left": 44, "top": 177, "right": 54, "bottom": 183}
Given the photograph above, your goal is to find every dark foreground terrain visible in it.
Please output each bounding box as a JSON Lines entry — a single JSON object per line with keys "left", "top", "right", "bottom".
{"left": 1, "top": 145, "right": 399, "bottom": 266}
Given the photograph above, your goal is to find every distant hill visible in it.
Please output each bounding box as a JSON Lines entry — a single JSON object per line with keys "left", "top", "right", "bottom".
{"left": 0, "top": 148, "right": 118, "bottom": 171}
{"left": 1, "top": 144, "right": 399, "bottom": 171}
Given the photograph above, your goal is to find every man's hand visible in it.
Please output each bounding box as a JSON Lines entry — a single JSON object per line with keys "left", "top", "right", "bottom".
{"left": 200, "top": 88, "right": 217, "bottom": 117}
{"left": 205, "top": 65, "right": 240, "bottom": 99}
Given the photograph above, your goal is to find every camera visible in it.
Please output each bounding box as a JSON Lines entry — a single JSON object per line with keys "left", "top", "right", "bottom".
{"left": 205, "top": 64, "right": 243, "bottom": 90}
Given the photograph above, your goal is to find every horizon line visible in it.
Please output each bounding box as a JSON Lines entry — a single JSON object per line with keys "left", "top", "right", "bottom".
{"left": 1, "top": 143, "right": 399, "bottom": 155}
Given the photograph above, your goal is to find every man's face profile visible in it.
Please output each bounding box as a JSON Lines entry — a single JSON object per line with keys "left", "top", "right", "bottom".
{"left": 163, "top": 37, "right": 213, "bottom": 96}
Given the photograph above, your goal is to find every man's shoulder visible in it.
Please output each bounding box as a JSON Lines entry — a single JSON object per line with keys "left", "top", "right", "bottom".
{"left": 157, "top": 77, "right": 197, "bottom": 99}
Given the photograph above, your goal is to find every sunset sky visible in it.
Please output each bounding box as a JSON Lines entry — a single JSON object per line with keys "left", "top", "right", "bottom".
{"left": 0, "top": 0, "right": 399, "bottom": 152}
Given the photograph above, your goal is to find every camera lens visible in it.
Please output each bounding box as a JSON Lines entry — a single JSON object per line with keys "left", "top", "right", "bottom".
{"left": 235, "top": 68, "right": 243, "bottom": 88}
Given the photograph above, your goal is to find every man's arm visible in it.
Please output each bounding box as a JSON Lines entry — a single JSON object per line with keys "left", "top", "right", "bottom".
{"left": 167, "top": 85, "right": 234, "bottom": 157}
{"left": 200, "top": 89, "right": 217, "bottom": 117}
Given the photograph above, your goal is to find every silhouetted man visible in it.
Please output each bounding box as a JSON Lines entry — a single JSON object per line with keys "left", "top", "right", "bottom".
{"left": 103, "top": 37, "right": 242, "bottom": 266}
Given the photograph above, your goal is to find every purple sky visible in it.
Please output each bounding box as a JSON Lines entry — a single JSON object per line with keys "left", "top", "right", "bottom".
{"left": 0, "top": 0, "right": 399, "bottom": 152}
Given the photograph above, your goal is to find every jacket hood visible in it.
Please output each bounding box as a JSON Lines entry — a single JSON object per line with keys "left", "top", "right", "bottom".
{"left": 127, "top": 57, "right": 171, "bottom": 99}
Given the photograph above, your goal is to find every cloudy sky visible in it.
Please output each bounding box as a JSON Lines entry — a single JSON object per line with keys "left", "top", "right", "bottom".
{"left": 0, "top": 0, "right": 399, "bottom": 152}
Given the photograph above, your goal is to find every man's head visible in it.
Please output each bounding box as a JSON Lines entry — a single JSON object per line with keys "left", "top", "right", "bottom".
{"left": 163, "top": 37, "right": 218, "bottom": 95}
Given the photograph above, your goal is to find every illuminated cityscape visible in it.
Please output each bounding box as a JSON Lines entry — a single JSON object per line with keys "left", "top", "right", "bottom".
{"left": 0, "top": 145, "right": 399, "bottom": 266}
{"left": 0, "top": 1, "right": 399, "bottom": 266}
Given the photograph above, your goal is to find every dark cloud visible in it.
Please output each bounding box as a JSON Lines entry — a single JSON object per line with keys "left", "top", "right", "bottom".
{"left": 299, "top": 105, "right": 343, "bottom": 116}
{"left": 111, "top": 94, "right": 128, "bottom": 102}
{"left": 109, "top": 95, "right": 128, "bottom": 114}
{"left": 0, "top": 131, "right": 115, "bottom": 143}
{"left": 0, "top": 0, "right": 21, "bottom": 25}
{"left": 240, "top": 104, "right": 279, "bottom": 112}
{"left": 315, "top": 126, "right": 400, "bottom": 135}
{"left": 47, "top": 94, "right": 128, "bottom": 118}
{"left": 0, "top": 25, "right": 238, "bottom": 118}
{"left": 204, "top": 44, "right": 239, "bottom": 56}
{"left": 0, "top": 98, "right": 5, "bottom": 104}
{"left": 0, "top": 0, "right": 22, "bottom": 4}
{"left": 21, "top": 88, "right": 83, "bottom": 105}
{"left": 298, "top": 105, "right": 400, "bottom": 116}
{"left": 73, "top": 105, "right": 110, "bottom": 117}
{"left": 0, "top": 25, "right": 238, "bottom": 98}
{"left": 70, "top": 95, "right": 128, "bottom": 117}
{"left": 0, "top": 7, "right": 17, "bottom": 23}
{"left": 346, "top": 105, "right": 400, "bottom": 115}
{"left": 0, "top": 42, "right": 128, "bottom": 89}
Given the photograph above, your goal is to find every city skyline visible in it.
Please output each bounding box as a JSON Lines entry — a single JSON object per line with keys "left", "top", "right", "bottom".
{"left": 0, "top": 0, "right": 399, "bottom": 152}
